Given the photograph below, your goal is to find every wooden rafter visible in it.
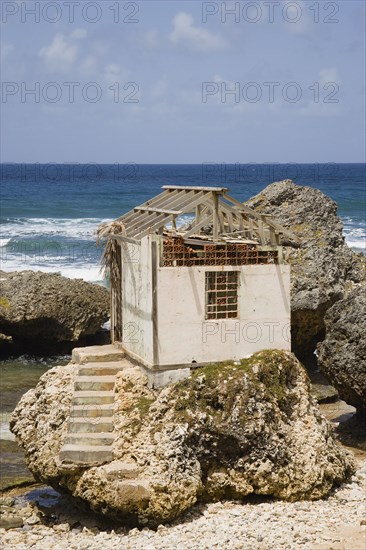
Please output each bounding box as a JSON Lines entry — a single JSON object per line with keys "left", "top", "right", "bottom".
{"left": 182, "top": 215, "right": 213, "bottom": 239}
{"left": 109, "top": 185, "right": 296, "bottom": 245}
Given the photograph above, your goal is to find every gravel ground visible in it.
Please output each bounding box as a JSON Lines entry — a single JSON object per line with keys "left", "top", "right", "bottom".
{"left": 1, "top": 459, "right": 365, "bottom": 550}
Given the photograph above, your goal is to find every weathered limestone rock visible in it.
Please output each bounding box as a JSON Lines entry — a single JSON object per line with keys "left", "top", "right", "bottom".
{"left": 0, "top": 270, "right": 110, "bottom": 350}
{"left": 10, "top": 364, "right": 76, "bottom": 481}
{"left": 0, "top": 515, "right": 24, "bottom": 530}
{"left": 0, "top": 332, "right": 12, "bottom": 343}
{"left": 11, "top": 351, "right": 355, "bottom": 526}
{"left": 317, "top": 288, "right": 366, "bottom": 415}
{"left": 245, "top": 180, "right": 365, "bottom": 356}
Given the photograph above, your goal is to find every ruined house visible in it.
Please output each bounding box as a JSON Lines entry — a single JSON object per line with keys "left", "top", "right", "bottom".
{"left": 99, "top": 185, "right": 293, "bottom": 385}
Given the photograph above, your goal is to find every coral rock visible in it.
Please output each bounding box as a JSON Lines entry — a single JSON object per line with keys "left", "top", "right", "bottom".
{"left": 317, "top": 287, "right": 366, "bottom": 415}
{"left": 246, "top": 180, "right": 365, "bottom": 356}
{"left": 11, "top": 350, "right": 355, "bottom": 526}
{"left": 0, "top": 270, "right": 109, "bottom": 350}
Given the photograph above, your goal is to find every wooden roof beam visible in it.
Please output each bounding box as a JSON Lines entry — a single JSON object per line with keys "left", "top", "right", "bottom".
{"left": 123, "top": 209, "right": 157, "bottom": 233}
{"left": 182, "top": 214, "right": 213, "bottom": 239}
{"left": 135, "top": 214, "right": 174, "bottom": 241}
{"left": 162, "top": 185, "right": 228, "bottom": 193}
{"left": 212, "top": 192, "right": 219, "bottom": 241}
{"left": 217, "top": 201, "right": 253, "bottom": 233}
{"left": 160, "top": 189, "right": 206, "bottom": 213}
{"left": 222, "top": 193, "right": 300, "bottom": 243}
{"left": 128, "top": 211, "right": 168, "bottom": 238}
{"left": 125, "top": 191, "right": 206, "bottom": 235}
{"left": 122, "top": 187, "right": 182, "bottom": 224}
{"left": 179, "top": 193, "right": 214, "bottom": 216}
{"left": 140, "top": 188, "right": 180, "bottom": 210}
{"left": 135, "top": 206, "right": 182, "bottom": 215}
{"left": 121, "top": 189, "right": 171, "bottom": 223}
{"left": 124, "top": 192, "right": 185, "bottom": 232}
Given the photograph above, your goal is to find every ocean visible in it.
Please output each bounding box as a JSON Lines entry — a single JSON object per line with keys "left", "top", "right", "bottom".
{"left": 1, "top": 163, "right": 365, "bottom": 283}
{"left": 0, "top": 163, "right": 365, "bottom": 488}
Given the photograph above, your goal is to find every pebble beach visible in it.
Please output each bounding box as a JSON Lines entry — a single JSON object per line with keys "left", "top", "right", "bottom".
{"left": 1, "top": 457, "right": 365, "bottom": 550}
{"left": 1, "top": 381, "right": 366, "bottom": 549}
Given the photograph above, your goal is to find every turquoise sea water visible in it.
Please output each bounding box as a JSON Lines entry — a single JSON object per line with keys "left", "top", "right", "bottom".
{"left": 1, "top": 163, "right": 365, "bottom": 282}
{"left": 0, "top": 356, "right": 70, "bottom": 490}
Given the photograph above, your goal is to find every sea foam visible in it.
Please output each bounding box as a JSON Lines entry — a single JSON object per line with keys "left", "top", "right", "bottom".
{"left": 0, "top": 214, "right": 364, "bottom": 284}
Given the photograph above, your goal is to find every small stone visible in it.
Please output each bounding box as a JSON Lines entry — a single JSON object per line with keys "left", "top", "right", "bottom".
{"left": 0, "top": 516, "right": 24, "bottom": 529}
{"left": 102, "top": 461, "right": 138, "bottom": 480}
{"left": 54, "top": 523, "right": 70, "bottom": 532}
{"left": 0, "top": 506, "right": 15, "bottom": 514}
{"left": 25, "top": 513, "right": 40, "bottom": 526}
{"left": 0, "top": 497, "right": 15, "bottom": 507}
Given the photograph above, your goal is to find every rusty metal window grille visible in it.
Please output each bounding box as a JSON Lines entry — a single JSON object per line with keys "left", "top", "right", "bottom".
{"left": 205, "top": 271, "right": 239, "bottom": 320}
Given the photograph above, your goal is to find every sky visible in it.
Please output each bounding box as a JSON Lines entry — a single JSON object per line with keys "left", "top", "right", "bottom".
{"left": 0, "top": 0, "right": 365, "bottom": 163}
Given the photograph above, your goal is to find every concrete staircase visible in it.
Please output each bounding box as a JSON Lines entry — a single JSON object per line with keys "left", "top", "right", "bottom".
{"left": 60, "top": 345, "right": 128, "bottom": 466}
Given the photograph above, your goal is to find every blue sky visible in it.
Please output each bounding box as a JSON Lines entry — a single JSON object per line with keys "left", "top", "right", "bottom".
{"left": 1, "top": 0, "right": 365, "bottom": 163}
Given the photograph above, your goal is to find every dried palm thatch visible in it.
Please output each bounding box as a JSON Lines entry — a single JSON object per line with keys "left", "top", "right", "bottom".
{"left": 96, "top": 220, "right": 126, "bottom": 286}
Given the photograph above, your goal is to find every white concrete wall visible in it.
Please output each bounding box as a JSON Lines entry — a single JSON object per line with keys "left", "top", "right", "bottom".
{"left": 156, "top": 264, "right": 291, "bottom": 366}
{"left": 121, "top": 236, "right": 154, "bottom": 365}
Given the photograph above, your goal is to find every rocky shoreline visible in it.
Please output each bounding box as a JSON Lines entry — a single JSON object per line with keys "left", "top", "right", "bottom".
{"left": 1, "top": 455, "right": 365, "bottom": 550}
{"left": 10, "top": 352, "right": 356, "bottom": 527}
{"left": 2, "top": 180, "right": 365, "bottom": 547}
{"left": 0, "top": 270, "right": 110, "bottom": 357}
{"left": 2, "top": 401, "right": 365, "bottom": 549}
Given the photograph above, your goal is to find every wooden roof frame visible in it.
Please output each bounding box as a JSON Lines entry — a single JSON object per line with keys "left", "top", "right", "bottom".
{"left": 112, "top": 185, "right": 298, "bottom": 246}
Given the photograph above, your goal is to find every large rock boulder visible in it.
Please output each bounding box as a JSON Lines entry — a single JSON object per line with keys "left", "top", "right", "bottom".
{"left": 0, "top": 270, "right": 110, "bottom": 351}
{"left": 246, "top": 180, "right": 365, "bottom": 356}
{"left": 317, "top": 288, "right": 366, "bottom": 415}
{"left": 11, "top": 350, "right": 355, "bottom": 526}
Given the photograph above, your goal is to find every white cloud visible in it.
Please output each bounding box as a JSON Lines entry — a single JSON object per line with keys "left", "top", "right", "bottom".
{"left": 103, "top": 63, "right": 129, "bottom": 86}
{"left": 282, "top": 1, "right": 310, "bottom": 36}
{"left": 319, "top": 68, "right": 340, "bottom": 86}
{"left": 169, "top": 12, "right": 228, "bottom": 52}
{"left": 80, "top": 56, "right": 98, "bottom": 76}
{"left": 38, "top": 29, "right": 87, "bottom": 72}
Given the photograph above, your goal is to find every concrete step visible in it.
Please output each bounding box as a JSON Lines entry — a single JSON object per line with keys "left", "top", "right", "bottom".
{"left": 72, "top": 345, "right": 125, "bottom": 365}
{"left": 60, "top": 445, "right": 113, "bottom": 464}
{"left": 73, "top": 391, "right": 114, "bottom": 405}
{"left": 74, "top": 376, "right": 116, "bottom": 392}
{"left": 64, "top": 433, "right": 115, "bottom": 446}
{"left": 78, "top": 362, "right": 126, "bottom": 376}
{"left": 71, "top": 404, "right": 114, "bottom": 418}
{"left": 68, "top": 418, "right": 114, "bottom": 433}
